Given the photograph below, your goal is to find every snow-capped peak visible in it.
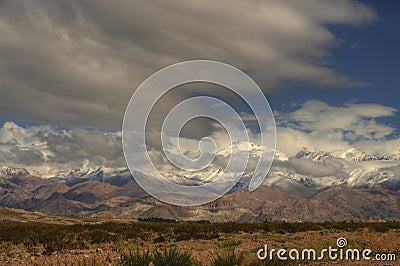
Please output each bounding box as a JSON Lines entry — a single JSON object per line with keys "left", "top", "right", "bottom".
{"left": 0, "top": 166, "right": 30, "bottom": 177}
{"left": 217, "top": 140, "right": 263, "bottom": 157}
{"left": 338, "top": 148, "right": 371, "bottom": 163}
{"left": 274, "top": 150, "right": 289, "bottom": 161}
{"left": 294, "top": 149, "right": 333, "bottom": 161}
{"left": 336, "top": 148, "right": 399, "bottom": 163}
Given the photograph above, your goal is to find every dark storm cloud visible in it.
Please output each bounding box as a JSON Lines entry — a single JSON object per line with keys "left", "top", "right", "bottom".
{"left": 8, "top": 148, "right": 45, "bottom": 165}
{"left": 42, "top": 129, "right": 123, "bottom": 165}
{"left": 0, "top": 0, "right": 377, "bottom": 128}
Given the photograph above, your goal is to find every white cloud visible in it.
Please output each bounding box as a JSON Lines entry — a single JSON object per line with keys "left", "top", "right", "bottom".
{"left": 276, "top": 100, "right": 399, "bottom": 156}
{"left": 0, "top": 122, "right": 125, "bottom": 174}
{"left": 277, "top": 127, "right": 351, "bottom": 156}
{"left": 288, "top": 158, "right": 346, "bottom": 177}
{"left": 1, "top": 96, "right": 399, "bottom": 181}
{"left": 356, "top": 139, "right": 400, "bottom": 156}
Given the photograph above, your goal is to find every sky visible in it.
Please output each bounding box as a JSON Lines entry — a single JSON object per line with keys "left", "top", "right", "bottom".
{"left": 0, "top": 0, "right": 399, "bottom": 175}
{"left": 269, "top": 0, "right": 400, "bottom": 121}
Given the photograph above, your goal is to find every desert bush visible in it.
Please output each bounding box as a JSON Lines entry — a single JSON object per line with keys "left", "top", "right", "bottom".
{"left": 371, "top": 223, "right": 390, "bottom": 233}
{"left": 218, "top": 240, "right": 241, "bottom": 248}
{"left": 117, "top": 248, "right": 151, "bottom": 266}
{"left": 212, "top": 250, "right": 244, "bottom": 266}
{"left": 138, "top": 217, "right": 178, "bottom": 223}
{"left": 153, "top": 247, "right": 193, "bottom": 266}
{"left": 153, "top": 234, "right": 166, "bottom": 243}
{"left": 0, "top": 220, "right": 399, "bottom": 256}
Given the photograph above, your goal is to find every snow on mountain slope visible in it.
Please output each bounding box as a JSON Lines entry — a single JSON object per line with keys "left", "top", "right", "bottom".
{"left": 337, "top": 148, "right": 373, "bottom": 162}
{"left": 0, "top": 166, "right": 30, "bottom": 178}
{"left": 297, "top": 148, "right": 400, "bottom": 163}
{"left": 274, "top": 150, "right": 289, "bottom": 161}
{"left": 156, "top": 144, "right": 400, "bottom": 190}
{"left": 295, "top": 150, "right": 333, "bottom": 161}
{"left": 216, "top": 140, "right": 265, "bottom": 158}
{"left": 283, "top": 148, "right": 400, "bottom": 189}
{"left": 2, "top": 139, "right": 399, "bottom": 192}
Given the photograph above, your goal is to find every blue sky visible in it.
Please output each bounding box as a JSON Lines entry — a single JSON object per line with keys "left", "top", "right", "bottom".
{"left": 270, "top": 0, "right": 399, "bottom": 132}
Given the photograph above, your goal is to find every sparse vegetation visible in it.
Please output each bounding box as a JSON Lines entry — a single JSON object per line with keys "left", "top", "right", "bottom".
{"left": 117, "top": 248, "right": 151, "bottom": 266}
{"left": 212, "top": 250, "right": 244, "bottom": 266}
{"left": 153, "top": 247, "right": 193, "bottom": 266}
{"left": 0, "top": 220, "right": 399, "bottom": 265}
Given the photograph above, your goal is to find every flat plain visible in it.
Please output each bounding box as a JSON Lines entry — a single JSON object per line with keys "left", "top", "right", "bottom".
{"left": 0, "top": 208, "right": 399, "bottom": 265}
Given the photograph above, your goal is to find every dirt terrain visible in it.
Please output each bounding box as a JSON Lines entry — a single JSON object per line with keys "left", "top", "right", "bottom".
{"left": 0, "top": 224, "right": 399, "bottom": 265}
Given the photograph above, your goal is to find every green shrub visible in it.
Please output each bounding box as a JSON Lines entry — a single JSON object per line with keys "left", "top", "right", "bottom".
{"left": 218, "top": 240, "right": 241, "bottom": 248}
{"left": 153, "top": 235, "right": 166, "bottom": 243}
{"left": 212, "top": 250, "right": 244, "bottom": 266}
{"left": 117, "top": 248, "right": 151, "bottom": 266}
{"left": 153, "top": 247, "right": 193, "bottom": 266}
{"left": 372, "top": 224, "right": 390, "bottom": 233}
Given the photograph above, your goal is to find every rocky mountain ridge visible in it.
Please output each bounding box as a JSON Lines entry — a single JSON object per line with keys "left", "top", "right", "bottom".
{"left": 0, "top": 161, "right": 399, "bottom": 222}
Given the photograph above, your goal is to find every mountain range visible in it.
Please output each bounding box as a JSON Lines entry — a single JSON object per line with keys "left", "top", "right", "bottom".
{"left": 0, "top": 146, "right": 399, "bottom": 222}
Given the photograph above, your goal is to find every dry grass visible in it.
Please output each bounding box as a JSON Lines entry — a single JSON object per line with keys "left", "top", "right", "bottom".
{"left": 0, "top": 221, "right": 399, "bottom": 265}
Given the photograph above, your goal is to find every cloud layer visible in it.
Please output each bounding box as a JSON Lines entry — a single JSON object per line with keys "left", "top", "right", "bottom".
{"left": 1, "top": 100, "right": 398, "bottom": 180}
{"left": 0, "top": 0, "right": 377, "bottom": 128}
{"left": 277, "top": 100, "right": 399, "bottom": 156}
{"left": 0, "top": 122, "right": 124, "bottom": 175}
